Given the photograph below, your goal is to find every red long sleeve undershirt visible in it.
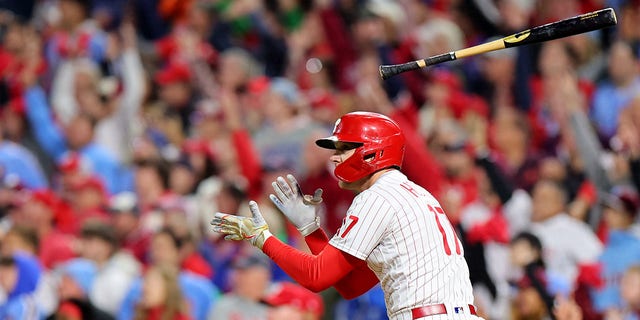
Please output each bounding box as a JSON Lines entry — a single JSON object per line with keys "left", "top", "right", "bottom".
{"left": 304, "top": 229, "right": 380, "bottom": 299}
{"left": 262, "top": 229, "right": 379, "bottom": 299}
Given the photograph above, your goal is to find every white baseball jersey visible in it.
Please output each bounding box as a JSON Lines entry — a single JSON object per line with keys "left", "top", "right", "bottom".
{"left": 330, "top": 170, "right": 478, "bottom": 320}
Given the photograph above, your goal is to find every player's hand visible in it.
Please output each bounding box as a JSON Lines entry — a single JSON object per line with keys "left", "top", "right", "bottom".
{"left": 211, "top": 201, "right": 271, "bottom": 249}
{"left": 269, "top": 174, "right": 323, "bottom": 236}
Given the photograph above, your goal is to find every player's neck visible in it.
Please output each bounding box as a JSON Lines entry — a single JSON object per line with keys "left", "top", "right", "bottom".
{"left": 342, "top": 168, "right": 394, "bottom": 193}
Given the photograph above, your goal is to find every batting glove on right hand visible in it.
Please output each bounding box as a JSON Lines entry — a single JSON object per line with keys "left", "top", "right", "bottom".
{"left": 269, "top": 174, "right": 323, "bottom": 236}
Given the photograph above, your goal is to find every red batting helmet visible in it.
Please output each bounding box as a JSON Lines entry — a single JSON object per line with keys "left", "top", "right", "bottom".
{"left": 316, "top": 111, "right": 405, "bottom": 183}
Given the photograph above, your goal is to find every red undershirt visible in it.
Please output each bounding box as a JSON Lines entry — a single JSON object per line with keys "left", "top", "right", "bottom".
{"left": 262, "top": 228, "right": 379, "bottom": 299}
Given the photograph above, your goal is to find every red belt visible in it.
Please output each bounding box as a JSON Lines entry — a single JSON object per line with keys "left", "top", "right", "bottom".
{"left": 411, "top": 304, "right": 477, "bottom": 319}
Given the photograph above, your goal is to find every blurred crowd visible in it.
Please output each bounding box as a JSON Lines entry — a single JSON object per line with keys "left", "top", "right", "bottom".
{"left": 0, "top": 0, "right": 639, "bottom": 319}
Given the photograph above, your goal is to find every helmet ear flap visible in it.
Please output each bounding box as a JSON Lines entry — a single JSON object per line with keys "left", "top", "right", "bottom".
{"left": 334, "top": 146, "right": 374, "bottom": 183}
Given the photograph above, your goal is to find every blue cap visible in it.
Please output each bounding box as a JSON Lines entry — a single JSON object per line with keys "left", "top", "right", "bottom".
{"left": 62, "top": 258, "right": 97, "bottom": 294}
{"left": 269, "top": 77, "right": 301, "bottom": 105}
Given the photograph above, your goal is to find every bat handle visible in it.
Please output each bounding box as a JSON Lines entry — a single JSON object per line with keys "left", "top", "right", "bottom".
{"left": 379, "top": 52, "right": 456, "bottom": 80}
{"left": 379, "top": 61, "right": 421, "bottom": 80}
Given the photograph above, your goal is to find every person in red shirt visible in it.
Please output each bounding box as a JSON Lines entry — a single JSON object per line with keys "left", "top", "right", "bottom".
{"left": 11, "top": 189, "right": 75, "bottom": 270}
{"left": 66, "top": 175, "right": 111, "bottom": 233}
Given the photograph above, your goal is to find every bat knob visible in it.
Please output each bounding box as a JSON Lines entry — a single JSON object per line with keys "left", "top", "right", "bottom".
{"left": 379, "top": 61, "right": 422, "bottom": 80}
{"left": 379, "top": 65, "right": 396, "bottom": 80}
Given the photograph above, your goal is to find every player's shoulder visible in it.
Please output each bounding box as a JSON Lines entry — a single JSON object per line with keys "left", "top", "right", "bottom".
{"left": 352, "top": 171, "right": 411, "bottom": 206}
{"left": 353, "top": 186, "right": 387, "bottom": 205}
{"left": 371, "top": 170, "right": 432, "bottom": 196}
{"left": 366, "top": 170, "right": 406, "bottom": 192}
{"left": 348, "top": 190, "right": 398, "bottom": 221}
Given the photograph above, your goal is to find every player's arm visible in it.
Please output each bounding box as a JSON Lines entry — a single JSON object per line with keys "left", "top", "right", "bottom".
{"left": 269, "top": 175, "right": 380, "bottom": 297}
{"left": 211, "top": 202, "right": 363, "bottom": 293}
{"left": 262, "top": 234, "right": 362, "bottom": 292}
{"left": 304, "top": 227, "right": 330, "bottom": 253}
{"left": 305, "top": 228, "right": 380, "bottom": 299}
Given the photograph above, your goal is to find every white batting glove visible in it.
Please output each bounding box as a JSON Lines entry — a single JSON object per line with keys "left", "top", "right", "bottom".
{"left": 211, "top": 201, "right": 272, "bottom": 249}
{"left": 269, "top": 174, "right": 323, "bottom": 236}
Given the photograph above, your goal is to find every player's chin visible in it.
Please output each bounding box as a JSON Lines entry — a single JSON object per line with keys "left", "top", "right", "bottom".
{"left": 338, "top": 180, "right": 357, "bottom": 191}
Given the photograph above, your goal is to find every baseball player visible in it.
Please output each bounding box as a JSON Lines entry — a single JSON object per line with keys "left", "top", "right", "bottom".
{"left": 212, "top": 112, "right": 482, "bottom": 319}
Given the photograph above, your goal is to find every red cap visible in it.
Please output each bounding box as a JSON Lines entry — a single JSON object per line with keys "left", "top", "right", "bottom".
{"left": 182, "top": 139, "right": 210, "bottom": 155}
{"left": 6, "top": 97, "right": 26, "bottom": 116}
{"left": 155, "top": 36, "right": 178, "bottom": 61}
{"left": 264, "top": 282, "right": 324, "bottom": 317}
{"left": 68, "top": 176, "right": 106, "bottom": 195}
{"left": 247, "top": 76, "right": 271, "bottom": 95}
{"left": 13, "top": 189, "right": 60, "bottom": 208}
{"left": 430, "top": 69, "right": 462, "bottom": 91}
{"left": 57, "top": 302, "right": 82, "bottom": 319}
{"left": 155, "top": 62, "right": 191, "bottom": 85}
{"left": 446, "top": 92, "right": 489, "bottom": 120}
{"left": 58, "top": 152, "right": 91, "bottom": 174}
{"left": 306, "top": 89, "right": 339, "bottom": 111}
{"left": 465, "top": 95, "right": 489, "bottom": 119}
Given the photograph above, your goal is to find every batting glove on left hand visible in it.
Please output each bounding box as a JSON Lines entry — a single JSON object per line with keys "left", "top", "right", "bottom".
{"left": 269, "top": 174, "right": 323, "bottom": 236}
{"left": 211, "top": 201, "right": 272, "bottom": 249}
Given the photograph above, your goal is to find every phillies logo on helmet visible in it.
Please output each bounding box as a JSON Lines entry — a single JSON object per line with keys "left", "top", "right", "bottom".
{"left": 332, "top": 118, "right": 341, "bottom": 133}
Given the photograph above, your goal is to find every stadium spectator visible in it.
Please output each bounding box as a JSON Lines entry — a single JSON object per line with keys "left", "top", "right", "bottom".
{"left": 618, "top": 265, "right": 640, "bottom": 320}
{"left": 0, "top": 225, "right": 38, "bottom": 257}
{"left": 528, "top": 179, "right": 603, "bottom": 285}
{"left": 252, "top": 77, "right": 322, "bottom": 177}
{"left": 591, "top": 186, "right": 640, "bottom": 314}
{"left": 24, "top": 84, "right": 131, "bottom": 194}
{"left": 108, "top": 192, "right": 151, "bottom": 263}
{"left": 592, "top": 41, "right": 640, "bottom": 139}
{"left": 11, "top": 189, "right": 75, "bottom": 270}
{"left": 509, "top": 231, "right": 571, "bottom": 320}
{"left": 132, "top": 264, "right": 191, "bottom": 320}
{"left": 208, "top": 251, "right": 272, "bottom": 320}
{"left": 78, "top": 221, "right": 141, "bottom": 316}
{"left": 0, "top": 252, "right": 42, "bottom": 319}
{"left": 133, "top": 227, "right": 219, "bottom": 320}
{"left": 48, "top": 258, "right": 113, "bottom": 320}
{"left": 264, "top": 281, "right": 324, "bottom": 320}
{"left": 199, "top": 180, "right": 252, "bottom": 292}
{"left": 0, "top": 128, "right": 48, "bottom": 189}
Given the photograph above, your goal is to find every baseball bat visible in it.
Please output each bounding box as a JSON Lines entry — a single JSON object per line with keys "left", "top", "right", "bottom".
{"left": 379, "top": 7, "right": 617, "bottom": 80}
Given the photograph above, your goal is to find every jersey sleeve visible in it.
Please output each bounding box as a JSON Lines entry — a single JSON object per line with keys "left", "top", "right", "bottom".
{"left": 329, "top": 191, "right": 394, "bottom": 260}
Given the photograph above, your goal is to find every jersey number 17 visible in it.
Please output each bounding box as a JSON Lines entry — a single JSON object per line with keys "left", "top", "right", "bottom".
{"left": 428, "top": 204, "right": 462, "bottom": 256}
{"left": 401, "top": 182, "right": 462, "bottom": 256}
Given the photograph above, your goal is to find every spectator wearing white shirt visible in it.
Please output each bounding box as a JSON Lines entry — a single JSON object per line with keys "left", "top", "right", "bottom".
{"left": 528, "top": 179, "right": 603, "bottom": 285}
{"left": 78, "top": 221, "right": 141, "bottom": 316}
